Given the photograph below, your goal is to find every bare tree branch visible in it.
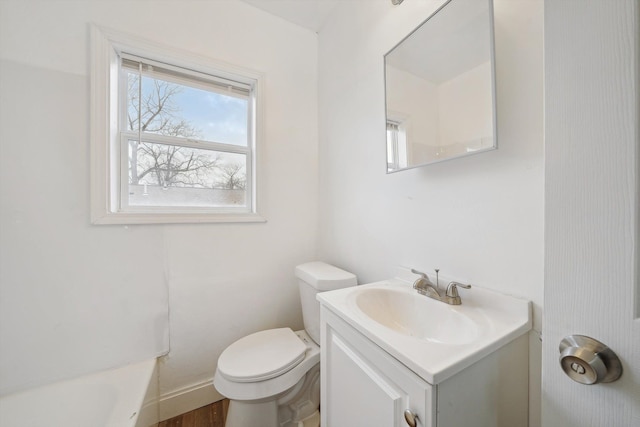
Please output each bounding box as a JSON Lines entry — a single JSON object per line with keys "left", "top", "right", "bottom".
{"left": 216, "top": 163, "right": 246, "bottom": 190}
{"left": 127, "top": 74, "right": 219, "bottom": 187}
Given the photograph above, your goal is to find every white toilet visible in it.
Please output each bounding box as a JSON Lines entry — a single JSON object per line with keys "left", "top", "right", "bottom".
{"left": 213, "top": 262, "right": 357, "bottom": 427}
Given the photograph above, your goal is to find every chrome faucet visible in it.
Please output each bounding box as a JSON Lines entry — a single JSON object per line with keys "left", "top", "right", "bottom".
{"left": 410, "top": 269, "right": 441, "bottom": 298}
{"left": 410, "top": 269, "right": 471, "bottom": 305}
{"left": 443, "top": 281, "right": 472, "bottom": 305}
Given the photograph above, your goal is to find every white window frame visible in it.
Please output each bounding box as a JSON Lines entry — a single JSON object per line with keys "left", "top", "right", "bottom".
{"left": 90, "top": 25, "right": 265, "bottom": 224}
{"left": 386, "top": 115, "right": 409, "bottom": 172}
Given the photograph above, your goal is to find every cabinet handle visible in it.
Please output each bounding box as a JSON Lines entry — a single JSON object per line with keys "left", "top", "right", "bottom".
{"left": 403, "top": 409, "right": 419, "bottom": 427}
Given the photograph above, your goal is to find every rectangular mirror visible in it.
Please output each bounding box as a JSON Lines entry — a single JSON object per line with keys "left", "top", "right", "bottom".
{"left": 385, "top": 0, "right": 497, "bottom": 173}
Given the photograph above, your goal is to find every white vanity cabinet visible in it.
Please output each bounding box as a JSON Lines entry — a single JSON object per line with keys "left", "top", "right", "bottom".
{"left": 320, "top": 306, "right": 529, "bottom": 427}
{"left": 321, "top": 308, "right": 435, "bottom": 427}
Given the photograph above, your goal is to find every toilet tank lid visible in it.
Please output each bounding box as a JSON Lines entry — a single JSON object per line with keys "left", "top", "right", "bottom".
{"left": 295, "top": 262, "right": 357, "bottom": 291}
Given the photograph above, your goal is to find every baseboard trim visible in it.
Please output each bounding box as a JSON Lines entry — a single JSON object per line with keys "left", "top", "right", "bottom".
{"left": 159, "top": 378, "right": 224, "bottom": 421}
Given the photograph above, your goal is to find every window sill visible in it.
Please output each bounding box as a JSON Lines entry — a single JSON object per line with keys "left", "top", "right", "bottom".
{"left": 91, "top": 211, "right": 266, "bottom": 225}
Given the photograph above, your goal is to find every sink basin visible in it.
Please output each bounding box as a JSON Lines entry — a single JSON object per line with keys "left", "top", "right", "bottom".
{"left": 354, "top": 288, "right": 479, "bottom": 345}
{"left": 318, "top": 274, "right": 531, "bottom": 385}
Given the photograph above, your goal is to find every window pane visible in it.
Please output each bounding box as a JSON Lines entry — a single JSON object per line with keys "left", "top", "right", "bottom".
{"left": 127, "top": 140, "right": 247, "bottom": 208}
{"left": 127, "top": 72, "right": 248, "bottom": 146}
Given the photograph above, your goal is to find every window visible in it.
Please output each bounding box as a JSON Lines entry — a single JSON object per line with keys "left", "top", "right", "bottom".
{"left": 386, "top": 120, "right": 408, "bottom": 172}
{"left": 91, "top": 26, "right": 264, "bottom": 224}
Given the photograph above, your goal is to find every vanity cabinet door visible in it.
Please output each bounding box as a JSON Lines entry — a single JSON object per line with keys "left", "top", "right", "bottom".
{"left": 321, "top": 308, "right": 435, "bottom": 427}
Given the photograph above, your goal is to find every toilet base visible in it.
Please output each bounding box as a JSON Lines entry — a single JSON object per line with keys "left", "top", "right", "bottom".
{"left": 224, "top": 364, "right": 320, "bottom": 427}
{"left": 297, "top": 410, "right": 320, "bottom": 427}
{"left": 225, "top": 400, "right": 278, "bottom": 427}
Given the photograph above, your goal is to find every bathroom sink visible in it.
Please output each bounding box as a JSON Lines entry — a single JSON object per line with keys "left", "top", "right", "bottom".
{"left": 354, "top": 288, "right": 479, "bottom": 345}
{"left": 317, "top": 270, "right": 531, "bottom": 384}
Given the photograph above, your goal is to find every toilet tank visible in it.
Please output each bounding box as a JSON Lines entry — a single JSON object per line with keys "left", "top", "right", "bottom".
{"left": 295, "top": 262, "right": 357, "bottom": 344}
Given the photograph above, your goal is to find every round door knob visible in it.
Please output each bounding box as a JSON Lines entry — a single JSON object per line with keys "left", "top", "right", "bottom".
{"left": 559, "top": 335, "right": 622, "bottom": 385}
{"left": 404, "top": 409, "right": 419, "bottom": 427}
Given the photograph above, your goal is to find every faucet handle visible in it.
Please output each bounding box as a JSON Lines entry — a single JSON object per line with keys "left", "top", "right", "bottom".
{"left": 410, "top": 269, "right": 435, "bottom": 285}
{"left": 410, "top": 268, "right": 428, "bottom": 279}
{"left": 410, "top": 269, "right": 435, "bottom": 291}
{"left": 445, "top": 281, "right": 471, "bottom": 298}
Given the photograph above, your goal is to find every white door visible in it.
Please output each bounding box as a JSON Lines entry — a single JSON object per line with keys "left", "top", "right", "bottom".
{"left": 543, "top": 0, "right": 639, "bottom": 426}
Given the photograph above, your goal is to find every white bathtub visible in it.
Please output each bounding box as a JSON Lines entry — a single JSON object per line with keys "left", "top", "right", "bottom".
{"left": 0, "top": 359, "right": 158, "bottom": 427}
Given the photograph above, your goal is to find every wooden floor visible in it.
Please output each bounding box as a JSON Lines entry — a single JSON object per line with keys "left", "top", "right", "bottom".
{"left": 158, "top": 399, "right": 229, "bottom": 427}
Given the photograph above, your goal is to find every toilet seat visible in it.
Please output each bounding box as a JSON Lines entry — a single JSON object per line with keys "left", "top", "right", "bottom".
{"left": 213, "top": 329, "right": 320, "bottom": 402}
{"left": 218, "top": 328, "right": 307, "bottom": 383}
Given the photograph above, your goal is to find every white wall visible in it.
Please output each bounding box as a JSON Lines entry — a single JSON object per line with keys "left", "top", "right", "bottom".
{"left": 0, "top": 55, "right": 170, "bottom": 396}
{"left": 317, "top": 0, "right": 543, "bottom": 425}
{"left": 0, "top": 0, "right": 318, "bottom": 413}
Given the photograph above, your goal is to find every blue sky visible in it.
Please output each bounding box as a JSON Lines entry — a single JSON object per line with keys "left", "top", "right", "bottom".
{"left": 174, "top": 85, "right": 248, "bottom": 146}
{"left": 132, "top": 73, "right": 249, "bottom": 147}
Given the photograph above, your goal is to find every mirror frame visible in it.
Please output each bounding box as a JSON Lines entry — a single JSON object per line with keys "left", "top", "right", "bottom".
{"left": 384, "top": 0, "right": 498, "bottom": 173}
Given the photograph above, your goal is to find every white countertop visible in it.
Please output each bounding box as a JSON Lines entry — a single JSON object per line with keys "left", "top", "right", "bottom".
{"left": 318, "top": 276, "right": 531, "bottom": 385}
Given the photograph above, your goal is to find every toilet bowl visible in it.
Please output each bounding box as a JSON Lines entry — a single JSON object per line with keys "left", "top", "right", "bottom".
{"left": 213, "top": 262, "right": 357, "bottom": 427}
